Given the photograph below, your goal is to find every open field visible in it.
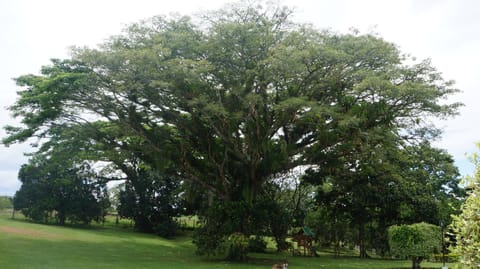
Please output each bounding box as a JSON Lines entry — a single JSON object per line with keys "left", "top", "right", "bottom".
{"left": 0, "top": 213, "right": 454, "bottom": 269}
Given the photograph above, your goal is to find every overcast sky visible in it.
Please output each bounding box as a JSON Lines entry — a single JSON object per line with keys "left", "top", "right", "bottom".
{"left": 1, "top": 0, "right": 479, "bottom": 196}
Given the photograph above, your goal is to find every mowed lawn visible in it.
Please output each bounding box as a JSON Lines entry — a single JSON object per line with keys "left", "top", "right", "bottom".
{"left": 0, "top": 215, "right": 452, "bottom": 269}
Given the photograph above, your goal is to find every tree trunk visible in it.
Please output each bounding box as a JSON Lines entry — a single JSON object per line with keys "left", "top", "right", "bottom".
{"left": 358, "top": 223, "right": 368, "bottom": 258}
{"left": 412, "top": 257, "right": 423, "bottom": 269}
{"left": 58, "top": 210, "right": 66, "bottom": 225}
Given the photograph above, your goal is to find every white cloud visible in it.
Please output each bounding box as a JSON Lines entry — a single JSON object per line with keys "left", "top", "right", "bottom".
{"left": 0, "top": 170, "right": 21, "bottom": 196}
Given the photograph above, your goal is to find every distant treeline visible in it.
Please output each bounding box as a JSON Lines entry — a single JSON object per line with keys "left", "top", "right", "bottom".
{"left": 0, "top": 196, "right": 13, "bottom": 209}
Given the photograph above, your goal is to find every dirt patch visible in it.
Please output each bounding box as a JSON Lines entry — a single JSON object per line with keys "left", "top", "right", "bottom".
{"left": 0, "top": 226, "right": 60, "bottom": 240}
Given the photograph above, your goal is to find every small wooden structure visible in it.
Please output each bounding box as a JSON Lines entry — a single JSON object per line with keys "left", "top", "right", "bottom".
{"left": 291, "top": 227, "right": 315, "bottom": 256}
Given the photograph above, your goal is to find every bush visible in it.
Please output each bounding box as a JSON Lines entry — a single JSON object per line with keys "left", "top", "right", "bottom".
{"left": 248, "top": 236, "right": 267, "bottom": 253}
{"left": 193, "top": 201, "right": 254, "bottom": 259}
{"left": 225, "top": 233, "right": 249, "bottom": 261}
{"left": 192, "top": 224, "right": 226, "bottom": 257}
{"left": 388, "top": 222, "right": 441, "bottom": 269}
{"left": 153, "top": 219, "right": 178, "bottom": 238}
{"left": 451, "top": 183, "right": 480, "bottom": 268}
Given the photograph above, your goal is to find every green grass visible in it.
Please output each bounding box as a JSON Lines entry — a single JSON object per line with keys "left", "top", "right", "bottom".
{"left": 0, "top": 214, "right": 455, "bottom": 269}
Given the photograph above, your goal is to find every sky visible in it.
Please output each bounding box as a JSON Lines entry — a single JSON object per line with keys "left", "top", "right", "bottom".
{"left": 0, "top": 0, "right": 479, "bottom": 195}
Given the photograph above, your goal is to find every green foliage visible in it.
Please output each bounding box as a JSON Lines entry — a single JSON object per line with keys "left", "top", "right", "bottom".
{"left": 264, "top": 201, "right": 291, "bottom": 251}
{"left": 305, "top": 140, "right": 463, "bottom": 257}
{"left": 451, "top": 143, "right": 480, "bottom": 268}
{"left": 12, "top": 126, "right": 110, "bottom": 225}
{"left": 304, "top": 206, "right": 350, "bottom": 252}
{"left": 0, "top": 196, "right": 13, "bottom": 210}
{"left": 225, "top": 232, "right": 249, "bottom": 261}
{"left": 252, "top": 191, "right": 294, "bottom": 251}
{"left": 14, "top": 159, "right": 109, "bottom": 225}
{"left": 398, "top": 143, "right": 465, "bottom": 224}
{"left": 388, "top": 222, "right": 442, "bottom": 268}
{"left": 452, "top": 189, "right": 480, "bottom": 268}
{"left": 117, "top": 169, "right": 180, "bottom": 238}
{"left": 192, "top": 201, "right": 252, "bottom": 258}
{"left": 247, "top": 236, "right": 267, "bottom": 253}
{"left": 192, "top": 198, "right": 288, "bottom": 258}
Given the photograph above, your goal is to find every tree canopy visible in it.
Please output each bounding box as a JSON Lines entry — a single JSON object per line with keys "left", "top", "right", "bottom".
{"left": 13, "top": 143, "right": 109, "bottom": 225}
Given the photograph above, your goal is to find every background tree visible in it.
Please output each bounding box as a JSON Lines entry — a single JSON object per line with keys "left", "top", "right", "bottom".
{"left": 265, "top": 175, "right": 316, "bottom": 251}
{"left": 304, "top": 205, "right": 350, "bottom": 256}
{"left": 12, "top": 124, "right": 110, "bottom": 225}
{"left": 304, "top": 140, "right": 463, "bottom": 257}
{"left": 0, "top": 196, "right": 13, "bottom": 211}
{"left": 118, "top": 168, "right": 180, "bottom": 237}
{"left": 396, "top": 142, "right": 465, "bottom": 224}
{"left": 82, "top": 121, "right": 182, "bottom": 237}
{"left": 14, "top": 156, "right": 109, "bottom": 225}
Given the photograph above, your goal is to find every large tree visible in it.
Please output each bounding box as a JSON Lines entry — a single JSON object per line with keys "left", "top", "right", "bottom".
{"left": 14, "top": 149, "right": 109, "bottom": 225}
{"left": 3, "top": 1, "right": 461, "bottom": 258}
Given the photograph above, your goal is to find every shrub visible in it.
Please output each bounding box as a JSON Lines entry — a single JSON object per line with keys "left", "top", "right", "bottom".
{"left": 225, "top": 233, "right": 249, "bottom": 261}
{"left": 388, "top": 222, "right": 441, "bottom": 269}
{"left": 248, "top": 236, "right": 267, "bottom": 253}
{"left": 451, "top": 183, "right": 480, "bottom": 268}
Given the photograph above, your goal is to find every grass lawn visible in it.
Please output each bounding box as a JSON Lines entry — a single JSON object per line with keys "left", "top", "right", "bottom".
{"left": 0, "top": 213, "right": 455, "bottom": 269}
